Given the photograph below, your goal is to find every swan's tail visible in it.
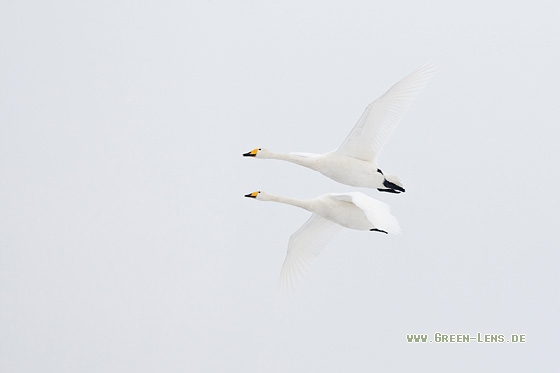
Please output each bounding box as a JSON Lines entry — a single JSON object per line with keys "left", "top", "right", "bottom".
{"left": 377, "top": 175, "right": 405, "bottom": 194}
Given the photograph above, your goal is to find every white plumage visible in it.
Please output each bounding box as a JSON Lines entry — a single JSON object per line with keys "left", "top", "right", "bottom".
{"left": 243, "top": 63, "right": 436, "bottom": 193}
{"left": 244, "top": 191, "right": 400, "bottom": 295}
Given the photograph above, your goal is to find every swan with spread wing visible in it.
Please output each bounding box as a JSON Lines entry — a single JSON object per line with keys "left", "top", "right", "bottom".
{"left": 243, "top": 63, "right": 436, "bottom": 193}
{"left": 244, "top": 191, "right": 400, "bottom": 294}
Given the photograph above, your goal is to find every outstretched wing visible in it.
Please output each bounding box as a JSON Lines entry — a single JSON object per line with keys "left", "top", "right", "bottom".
{"left": 336, "top": 63, "right": 436, "bottom": 163}
{"left": 275, "top": 213, "right": 342, "bottom": 296}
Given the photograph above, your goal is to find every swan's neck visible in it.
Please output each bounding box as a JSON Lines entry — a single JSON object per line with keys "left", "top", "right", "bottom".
{"left": 266, "top": 152, "right": 317, "bottom": 169}
{"left": 268, "top": 195, "right": 314, "bottom": 212}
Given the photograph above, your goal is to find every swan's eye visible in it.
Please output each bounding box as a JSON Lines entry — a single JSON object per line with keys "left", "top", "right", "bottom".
{"left": 258, "top": 148, "right": 261, "bottom": 151}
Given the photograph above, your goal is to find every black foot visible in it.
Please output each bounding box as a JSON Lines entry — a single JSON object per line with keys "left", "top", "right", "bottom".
{"left": 370, "top": 228, "right": 388, "bottom": 234}
{"left": 382, "top": 179, "right": 405, "bottom": 193}
{"left": 377, "top": 188, "right": 401, "bottom": 194}
{"left": 377, "top": 168, "right": 384, "bottom": 175}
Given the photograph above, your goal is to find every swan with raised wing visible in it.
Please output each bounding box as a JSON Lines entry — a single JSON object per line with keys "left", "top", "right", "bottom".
{"left": 243, "top": 63, "right": 436, "bottom": 193}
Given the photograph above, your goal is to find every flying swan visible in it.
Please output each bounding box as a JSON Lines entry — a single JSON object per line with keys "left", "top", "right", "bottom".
{"left": 244, "top": 191, "right": 400, "bottom": 294}
{"left": 243, "top": 63, "right": 436, "bottom": 193}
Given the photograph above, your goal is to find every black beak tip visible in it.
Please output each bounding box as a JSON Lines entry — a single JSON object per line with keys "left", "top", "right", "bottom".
{"left": 244, "top": 193, "right": 255, "bottom": 198}
{"left": 243, "top": 152, "right": 255, "bottom": 157}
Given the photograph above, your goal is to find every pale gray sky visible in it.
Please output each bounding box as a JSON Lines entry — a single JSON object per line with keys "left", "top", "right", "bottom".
{"left": 1, "top": 0, "right": 559, "bottom": 372}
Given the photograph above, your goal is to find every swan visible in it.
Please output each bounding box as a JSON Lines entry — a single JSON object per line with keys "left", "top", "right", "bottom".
{"left": 243, "top": 63, "right": 436, "bottom": 193}
{"left": 244, "top": 191, "right": 400, "bottom": 294}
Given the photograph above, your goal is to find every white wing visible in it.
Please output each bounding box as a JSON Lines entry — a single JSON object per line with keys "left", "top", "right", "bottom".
{"left": 329, "top": 192, "right": 401, "bottom": 234}
{"left": 275, "top": 213, "right": 342, "bottom": 296}
{"left": 336, "top": 63, "right": 436, "bottom": 163}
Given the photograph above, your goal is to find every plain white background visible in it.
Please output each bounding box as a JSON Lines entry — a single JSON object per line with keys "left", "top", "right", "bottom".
{"left": 1, "top": 0, "right": 559, "bottom": 371}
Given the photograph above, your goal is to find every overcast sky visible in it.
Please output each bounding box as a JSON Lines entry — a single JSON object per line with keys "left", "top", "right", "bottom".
{"left": 1, "top": 0, "right": 559, "bottom": 372}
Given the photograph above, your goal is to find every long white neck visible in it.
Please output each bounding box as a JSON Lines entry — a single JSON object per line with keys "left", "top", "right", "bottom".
{"left": 266, "top": 194, "right": 315, "bottom": 212}
{"left": 264, "top": 151, "right": 318, "bottom": 170}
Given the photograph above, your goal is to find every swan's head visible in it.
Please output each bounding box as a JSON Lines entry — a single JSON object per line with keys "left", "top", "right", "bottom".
{"left": 242, "top": 148, "right": 271, "bottom": 158}
{"left": 244, "top": 191, "right": 272, "bottom": 201}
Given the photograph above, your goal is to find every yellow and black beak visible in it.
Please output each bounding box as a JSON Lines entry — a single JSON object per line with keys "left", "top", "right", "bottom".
{"left": 244, "top": 191, "right": 259, "bottom": 198}
{"left": 243, "top": 148, "right": 259, "bottom": 157}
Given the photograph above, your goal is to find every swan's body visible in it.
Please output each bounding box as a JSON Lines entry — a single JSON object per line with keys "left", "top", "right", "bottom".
{"left": 244, "top": 191, "right": 400, "bottom": 293}
{"left": 243, "top": 63, "right": 436, "bottom": 193}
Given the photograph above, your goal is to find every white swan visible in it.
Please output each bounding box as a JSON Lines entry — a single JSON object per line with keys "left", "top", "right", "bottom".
{"left": 244, "top": 191, "right": 400, "bottom": 294}
{"left": 243, "top": 63, "right": 436, "bottom": 193}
